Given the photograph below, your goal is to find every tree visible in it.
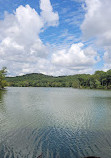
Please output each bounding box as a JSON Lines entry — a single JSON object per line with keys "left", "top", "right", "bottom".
{"left": 72, "top": 80, "right": 80, "bottom": 88}
{"left": 106, "top": 69, "right": 111, "bottom": 89}
{"left": 0, "top": 67, "right": 7, "bottom": 89}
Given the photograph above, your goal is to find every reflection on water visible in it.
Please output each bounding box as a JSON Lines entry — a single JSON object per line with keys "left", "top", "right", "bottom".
{"left": 0, "top": 90, "right": 7, "bottom": 113}
{"left": 1, "top": 127, "right": 111, "bottom": 158}
{"left": 0, "top": 87, "right": 111, "bottom": 158}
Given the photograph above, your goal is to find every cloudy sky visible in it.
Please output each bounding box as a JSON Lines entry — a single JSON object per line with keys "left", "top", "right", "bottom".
{"left": 0, "top": 0, "right": 111, "bottom": 76}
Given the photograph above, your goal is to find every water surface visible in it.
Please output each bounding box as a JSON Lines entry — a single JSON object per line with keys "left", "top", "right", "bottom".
{"left": 0, "top": 87, "right": 111, "bottom": 158}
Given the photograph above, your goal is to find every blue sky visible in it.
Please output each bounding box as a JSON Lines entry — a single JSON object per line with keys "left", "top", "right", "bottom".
{"left": 0, "top": 0, "right": 111, "bottom": 76}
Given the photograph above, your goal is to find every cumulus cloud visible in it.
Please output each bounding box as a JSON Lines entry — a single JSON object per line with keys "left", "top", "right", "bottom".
{"left": 52, "top": 43, "right": 98, "bottom": 68}
{"left": 40, "top": 0, "right": 59, "bottom": 26}
{"left": 0, "top": 1, "right": 59, "bottom": 76}
{"left": 81, "top": 0, "right": 111, "bottom": 41}
{"left": 0, "top": 5, "right": 43, "bottom": 43}
{"left": 81, "top": 0, "right": 111, "bottom": 69}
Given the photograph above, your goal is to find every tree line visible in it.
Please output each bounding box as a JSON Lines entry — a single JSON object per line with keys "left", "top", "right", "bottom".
{"left": 5, "top": 69, "right": 111, "bottom": 89}
{"left": 0, "top": 67, "right": 111, "bottom": 89}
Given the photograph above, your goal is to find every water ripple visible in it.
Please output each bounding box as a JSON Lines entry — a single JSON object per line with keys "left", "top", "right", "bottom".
{"left": 0, "top": 87, "right": 111, "bottom": 158}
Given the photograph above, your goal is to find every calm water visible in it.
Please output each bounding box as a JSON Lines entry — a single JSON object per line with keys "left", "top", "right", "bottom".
{"left": 0, "top": 87, "right": 111, "bottom": 158}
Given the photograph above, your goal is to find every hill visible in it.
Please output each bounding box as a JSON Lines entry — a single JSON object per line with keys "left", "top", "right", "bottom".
{"left": 6, "top": 70, "right": 111, "bottom": 89}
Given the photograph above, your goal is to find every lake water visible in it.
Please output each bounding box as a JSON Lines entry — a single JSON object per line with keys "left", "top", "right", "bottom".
{"left": 0, "top": 87, "right": 111, "bottom": 158}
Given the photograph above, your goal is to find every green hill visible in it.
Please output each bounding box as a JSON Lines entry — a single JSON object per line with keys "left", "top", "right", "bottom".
{"left": 6, "top": 70, "right": 111, "bottom": 89}
{"left": 6, "top": 73, "right": 79, "bottom": 88}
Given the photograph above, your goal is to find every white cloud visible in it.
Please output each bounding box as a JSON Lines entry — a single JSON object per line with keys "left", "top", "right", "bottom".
{"left": 81, "top": 0, "right": 111, "bottom": 69}
{"left": 0, "top": 5, "right": 43, "bottom": 44}
{"left": 81, "top": 0, "right": 111, "bottom": 40}
{"left": 52, "top": 43, "right": 99, "bottom": 68}
{"left": 40, "top": 0, "right": 59, "bottom": 26}
{"left": 103, "top": 47, "right": 111, "bottom": 71}
{"left": 0, "top": 2, "right": 59, "bottom": 76}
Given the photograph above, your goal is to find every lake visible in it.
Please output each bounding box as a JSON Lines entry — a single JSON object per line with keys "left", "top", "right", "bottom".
{"left": 0, "top": 87, "right": 111, "bottom": 158}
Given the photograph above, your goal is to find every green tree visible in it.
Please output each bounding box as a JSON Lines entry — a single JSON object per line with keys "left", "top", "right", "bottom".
{"left": 0, "top": 67, "right": 7, "bottom": 89}
{"left": 72, "top": 80, "right": 80, "bottom": 88}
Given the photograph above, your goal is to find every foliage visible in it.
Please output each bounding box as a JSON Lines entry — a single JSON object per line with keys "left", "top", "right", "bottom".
{"left": 0, "top": 67, "right": 7, "bottom": 89}
{"left": 6, "top": 69, "right": 111, "bottom": 89}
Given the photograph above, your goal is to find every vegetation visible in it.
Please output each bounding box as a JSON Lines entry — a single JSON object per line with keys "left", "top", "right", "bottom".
{"left": 0, "top": 67, "right": 7, "bottom": 90}
{"left": 6, "top": 69, "right": 111, "bottom": 89}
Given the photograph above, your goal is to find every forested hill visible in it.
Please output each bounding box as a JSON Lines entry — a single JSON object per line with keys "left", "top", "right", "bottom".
{"left": 6, "top": 73, "right": 79, "bottom": 87}
{"left": 6, "top": 70, "right": 111, "bottom": 89}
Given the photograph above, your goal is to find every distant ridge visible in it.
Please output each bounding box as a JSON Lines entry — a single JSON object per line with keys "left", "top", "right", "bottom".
{"left": 6, "top": 70, "right": 111, "bottom": 89}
